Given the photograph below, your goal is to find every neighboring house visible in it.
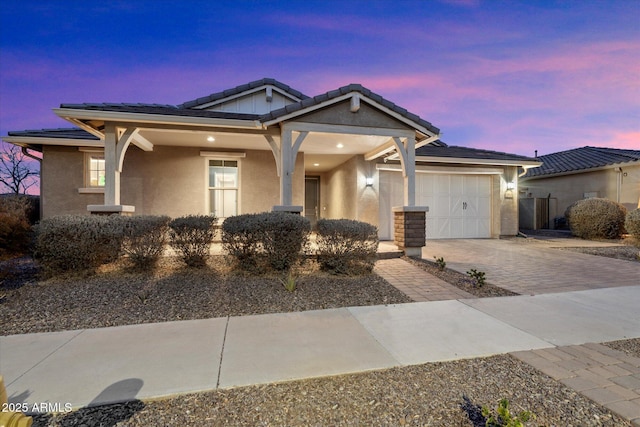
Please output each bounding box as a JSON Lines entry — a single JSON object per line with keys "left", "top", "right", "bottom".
{"left": 3, "top": 78, "right": 539, "bottom": 252}
{"left": 519, "top": 146, "right": 640, "bottom": 229}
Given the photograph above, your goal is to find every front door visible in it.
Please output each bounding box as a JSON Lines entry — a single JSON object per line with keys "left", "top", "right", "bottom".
{"left": 305, "top": 176, "right": 320, "bottom": 228}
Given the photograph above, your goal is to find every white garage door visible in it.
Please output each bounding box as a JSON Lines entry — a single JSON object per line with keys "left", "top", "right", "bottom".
{"left": 379, "top": 171, "right": 492, "bottom": 239}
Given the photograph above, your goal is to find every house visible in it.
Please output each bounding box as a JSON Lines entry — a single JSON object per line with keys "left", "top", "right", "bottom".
{"left": 519, "top": 146, "right": 640, "bottom": 229}
{"left": 3, "top": 78, "right": 540, "bottom": 253}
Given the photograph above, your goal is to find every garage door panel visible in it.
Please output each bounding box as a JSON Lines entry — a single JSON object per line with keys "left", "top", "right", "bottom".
{"left": 380, "top": 171, "right": 493, "bottom": 240}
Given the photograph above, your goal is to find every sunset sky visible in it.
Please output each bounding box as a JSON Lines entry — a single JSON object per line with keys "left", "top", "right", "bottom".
{"left": 1, "top": 0, "right": 638, "bottom": 160}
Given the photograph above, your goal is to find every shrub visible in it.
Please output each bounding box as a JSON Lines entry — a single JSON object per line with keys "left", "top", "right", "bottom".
{"left": 0, "top": 195, "right": 32, "bottom": 257}
{"left": 482, "top": 398, "right": 535, "bottom": 427}
{"left": 34, "top": 215, "right": 123, "bottom": 276}
{"left": 625, "top": 208, "right": 640, "bottom": 240}
{"left": 221, "top": 213, "right": 264, "bottom": 272}
{"left": 566, "top": 198, "right": 627, "bottom": 239}
{"left": 466, "top": 268, "right": 486, "bottom": 287}
{"left": 119, "top": 215, "right": 170, "bottom": 270}
{"left": 168, "top": 215, "right": 218, "bottom": 267}
{"left": 222, "top": 212, "right": 310, "bottom": 272}
{"left": 260, "top": 212, "right": 311, "bottom": 271}
{"left": 316, "top": 219, "right": 378, "bottom": 275}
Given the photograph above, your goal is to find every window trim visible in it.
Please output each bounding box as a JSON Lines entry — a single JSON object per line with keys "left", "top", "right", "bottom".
{"left": 78, "top": 148, "right": 106, "bottom": 194}
{"left": 206, "top": 158, "right": 240, "bottom": 218}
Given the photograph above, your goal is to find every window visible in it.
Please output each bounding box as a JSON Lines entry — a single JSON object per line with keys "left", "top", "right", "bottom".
{"left": 85, "top": 153, "right": 105, "bottom": 187}
{"left": 209, "top": 160, "right": 238, "bottom": 217}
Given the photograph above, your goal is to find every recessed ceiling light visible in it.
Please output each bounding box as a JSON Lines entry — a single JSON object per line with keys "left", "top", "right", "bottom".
{"left": 207, "top": 136, "right": 215, "bottom": 142}
{"left": 336, "top": 143, "right": 344, "bottom": 148}
{"left": 313, "top": 163, "right": 320, "bottom": 167}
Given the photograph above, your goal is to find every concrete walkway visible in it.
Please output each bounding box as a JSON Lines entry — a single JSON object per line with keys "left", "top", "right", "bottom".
{"left": 2, "top": 285, "right": 640, "bottom": 424}
{"left": 2, "top": 239, "right": 639, "bottom": 423}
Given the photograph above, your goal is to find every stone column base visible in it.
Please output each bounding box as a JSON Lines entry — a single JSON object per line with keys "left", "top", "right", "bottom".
{"left": 393, "top": 206, "right": 428, "bottom": 256}
{"left": 87, "top": 204, "right": 135, "bottom": 216}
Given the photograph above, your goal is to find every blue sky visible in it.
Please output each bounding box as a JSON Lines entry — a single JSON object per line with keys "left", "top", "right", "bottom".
{"left": 1, "top": 0, "right": 638, "bottom": 160}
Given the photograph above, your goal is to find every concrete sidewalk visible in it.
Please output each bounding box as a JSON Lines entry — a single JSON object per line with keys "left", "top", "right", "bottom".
{"left": 2, "top": 285, "right": 639, "bottom": 417}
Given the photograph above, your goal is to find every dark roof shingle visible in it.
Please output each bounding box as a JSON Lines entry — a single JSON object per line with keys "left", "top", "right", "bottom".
{"left": 179, "top": 78, "right": 309, "bottom": 109}
{"left": 523, "top": 146, "right": 640, "bottom": 178}
{"left": 59, "top": 103, "right": 260, "bottom": 121}
{"left": 8, "top": 128, "right": 99, "bottom": 140}
{"left": 416, "top": 141, "right": 538, "bottom": 163}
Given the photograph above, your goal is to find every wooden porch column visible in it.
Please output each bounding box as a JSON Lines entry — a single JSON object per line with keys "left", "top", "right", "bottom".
{"left": 271, "top": 124, "right": 306, "bottom": 213}
{"left": 392, "top": 135, "right": 427, "bottom": 256}
{"left": 87, "top": 123, "right": 138, "bottom": 215}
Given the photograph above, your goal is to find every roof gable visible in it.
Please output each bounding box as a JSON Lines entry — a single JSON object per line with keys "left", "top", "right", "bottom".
{"left": 178, "top": 78, "right": 308, "bottom": 113}
{"left": 524, "top": 146, "right": 640, "bottom": 178}
{"left": 260, "top": 83, "right": 440, "bottom": 136}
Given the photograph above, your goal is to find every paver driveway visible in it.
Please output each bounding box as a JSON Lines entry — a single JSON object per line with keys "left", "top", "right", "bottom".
{"left": 421, "top": 238, "right": 639, "bottom": 295}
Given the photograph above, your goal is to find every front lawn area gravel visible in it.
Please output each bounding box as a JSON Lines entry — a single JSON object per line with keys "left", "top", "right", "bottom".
{"left": 31, "top": 354, "right": 630, "bottom": 426}
{"left": 0, "top": 257, "right": 412, "bottom": 335}
{"left": 3, "top": 254, "right": 636, "bottom": 426}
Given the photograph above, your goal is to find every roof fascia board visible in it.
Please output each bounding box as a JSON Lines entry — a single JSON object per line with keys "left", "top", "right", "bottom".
{"left": 263, "top": 91, "right": 437, "bottom": 136}
{"left": 192, "top": 85, "right": 304, "bottom": 110}
{"left": 415, "top": 155, "right": 542, "bottom": 167}
{"left": 54, "top": 108, "right": 262, "bottom": 130}
{"left": 522, "top": 160, "right": 640, "bottom": 180}
{"left": 377, "top": 163, "right": 504, "bottom": 175}
{"left": 283, "top": 121, "right": 415, "bottom": 138}
{"left": 3, "top": 136, "right": 103, "bottom": 148}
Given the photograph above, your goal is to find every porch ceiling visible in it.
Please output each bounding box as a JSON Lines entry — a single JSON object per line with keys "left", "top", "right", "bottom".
{"left": 139, "top": 128, "right": 390, "bottom": 172}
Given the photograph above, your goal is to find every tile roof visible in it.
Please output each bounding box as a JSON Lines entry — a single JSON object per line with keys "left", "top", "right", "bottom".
{"left": 259, "top": 83, "right": 440, "bottom": 135}
{"left": 59, "top": 103, "right": 260, "bottom": 121}
{"left": 8, "top": 128, "right": 99, "bottom": 140}
{"left": 416, "top": 141, "right": 539, "bottom": 163}
{"left": 179, "top": 78, "right": 310, "bottom": 109}
{"left": 523, "top": 146, "right": 640, "bottom": 178}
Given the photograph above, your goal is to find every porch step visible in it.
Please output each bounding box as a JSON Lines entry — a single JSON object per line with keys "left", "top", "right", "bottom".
{"left": 377, "top": 250, "right": 403, "bottom": 259}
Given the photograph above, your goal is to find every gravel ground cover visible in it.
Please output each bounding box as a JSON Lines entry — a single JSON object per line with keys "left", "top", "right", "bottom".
{"left": 31, "top": 354, "right": 630, "bottom": 426}
{"left": 3, "top": 251, "right": 637, "bottom": 426}
{"left": 557, "top": 245, "right": 640, "bottom": 263}
{"left": 0, "top": 257, "right": 412, "bottom": 335}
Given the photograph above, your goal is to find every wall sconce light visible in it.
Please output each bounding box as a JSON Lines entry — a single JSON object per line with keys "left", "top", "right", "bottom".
{"left": 505, "top": 181, "right": 515, "bottom": 199}
{"left": 365, "top": 177, "right": 374, "bottom": 187}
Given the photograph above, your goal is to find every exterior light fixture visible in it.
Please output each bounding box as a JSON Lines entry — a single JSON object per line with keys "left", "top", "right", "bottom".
{"left": 366, "top": 177, "right": 374, "bottom": 187}
{"left": 336, "top": 143, "right": 344, "bottom": 148}
{"left": 505, "top": 181, "right": 515, "bottom": 199}
{"left": 207, "top": 136, "right": 215, "bottom": 142}
{"left": 313, "top": 163, "right": 320, "bottom": 167}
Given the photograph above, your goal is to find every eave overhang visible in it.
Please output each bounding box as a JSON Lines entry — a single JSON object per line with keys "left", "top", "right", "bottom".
{"left": 522, "top": 160, "right": 640, "bottom": 180}
{"left": 53, "top": 108, "right": 263, "bottom": 138}
{"left": 415, "top": 155, "right": 543, "bottom": 168}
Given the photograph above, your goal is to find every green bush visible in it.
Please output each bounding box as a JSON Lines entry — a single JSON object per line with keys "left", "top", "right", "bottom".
{"left": 0, "top": 195, "right": 32, "bottom": 257}
{"left": 168, "top": 215, "right": 217, "bottom": 267}
{"left": 222, "top": 212, "right": 310, "bottom": 272}
{"left": 119, "top": 215, "right": 170, "bottom": 270}
{"left": 261, "top": 212, "right": 311, "bottom": 271}
{"left": 625, "top": 208, "right": 640, "bottom": 240}
{"left": 566, "top": 198, "right": 627, "bottom": 239}
{"left": 34, "top": 215, "right": 123, "bottom": 276}
{"left": 221, "top": 213, "right": 264, "bottom": 272}
{"left": 316, "top": 219, "right": 378, "bottom": 275}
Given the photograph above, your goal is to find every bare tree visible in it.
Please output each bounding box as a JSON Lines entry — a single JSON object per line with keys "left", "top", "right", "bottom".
{"left": 0, "top": 143, "right": 40, "bottom": 194}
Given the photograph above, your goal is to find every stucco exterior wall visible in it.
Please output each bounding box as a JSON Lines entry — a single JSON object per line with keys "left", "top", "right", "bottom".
{"left": 520, "top": 164, "right": 640, "bottom": 217}
{"left": 498, "top": 166, "right": 519, "bottom": 236}
{"left": 323, "top": 156, "right": 357, "bottom": 219}
{"left": 41, "top": 146, "right": 103, "bottom": 217}
{"left": 41, "top": 145, "right": 303, "bottom": 218}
